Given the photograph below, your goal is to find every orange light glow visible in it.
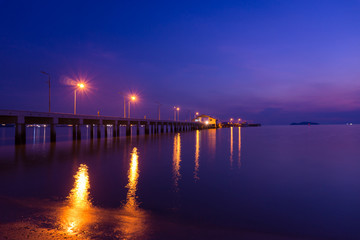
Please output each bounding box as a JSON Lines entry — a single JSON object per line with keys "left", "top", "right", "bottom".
{"left": 60, "top": 164, "right": 94, "bottom": 236}
{"left": 77, "top": 83, "right": 85, "bottom": 89}
{"left": 230, "top": 118, "right": 233, "bottom": 121}
{"left": 130, "top": 95, "right": 136, "bottom": 101}
{"left": 196, "top": 112, "right": 199, "bottom": 115}
{"left": 115, "top": 147, "right": 148, "bottom": 239}
{"left": 176, "top": 107, "right": 180, "bottom": 111}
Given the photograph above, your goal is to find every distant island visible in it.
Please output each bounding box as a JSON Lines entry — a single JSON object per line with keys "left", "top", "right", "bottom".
{"left": 290, "top": 122, "right": 319, "bottom": 125}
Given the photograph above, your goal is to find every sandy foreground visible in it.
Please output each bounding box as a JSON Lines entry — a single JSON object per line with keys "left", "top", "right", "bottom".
{"left": 0, "top": 197, "right": 309, "bottom": 240}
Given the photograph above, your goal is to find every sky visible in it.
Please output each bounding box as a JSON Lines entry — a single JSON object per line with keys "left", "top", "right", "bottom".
{"left": 1, "top": 0, "right": 360, "bottom": 124}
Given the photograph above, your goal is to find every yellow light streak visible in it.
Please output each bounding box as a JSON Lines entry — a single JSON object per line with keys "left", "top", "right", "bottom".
{"left": 194, "top": 130, "right": 200, "bottom": 180}
{"left": 173, "top": 133, "right": 181, "bottom": 190}
{"left": 60, "top": 164, "right": 93, "bottom": 235}
{"left": 125, "top": 147, "right": 139, "bottom": 210}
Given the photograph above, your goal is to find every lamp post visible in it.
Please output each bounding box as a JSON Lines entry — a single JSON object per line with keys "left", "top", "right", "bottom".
{"left": 176, "top": 107, "right": 180, "bottom": 121}
{"left": 40, "top": 71, "right": 51, "bottom": 112}
{"left": 74, "top": 83, "right": 85, "bottom": 115}
{"left": 118, "top": 92, "right": 127, "bottom": 118}
{"left": 155, "top": 102, "right": 162, "bottom": 120}
{"left": 195, "top": 112, "right": 199, "bottom": 119}
{"left": 128, "top": 95, "right": 136, "bottom": 118}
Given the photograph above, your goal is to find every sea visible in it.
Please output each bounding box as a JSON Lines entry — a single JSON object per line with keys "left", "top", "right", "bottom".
{"left": 1, "top": 125, "right": 360, "bottom": 239}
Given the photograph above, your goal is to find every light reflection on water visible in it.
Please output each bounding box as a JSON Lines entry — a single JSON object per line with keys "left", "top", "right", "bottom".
{"left": 57, "top": 149, "right": 148, "bottom": 239}
{"left": 60, "top": 164, "right": 94, "bottom": 235}
{"left": 230, "top": 127, "right": 233, "bottom": 168}
{"left": 238, "top": 127, "right": 242, "bottom": 169}
{"left": 172, "top": 133, "right": 181, "bottom": 191}
{"left": 124, "top": 147, "right": 140, "bottom": 210}
{"left": 2, "top": 126, "right": 360, "bottom": 239}
{"left": 116, "top": 146, "right": 148, "bottom": 239}
{"left": 208, "top": 128, "right": 216, "bottom": 155}
{"left": 194, "top": 130, "right": 200, "bottom": 180}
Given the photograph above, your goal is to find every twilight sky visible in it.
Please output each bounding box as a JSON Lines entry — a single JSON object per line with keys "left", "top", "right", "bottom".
{"left": 1, "top": 0, "right": 360, "bottom": 124}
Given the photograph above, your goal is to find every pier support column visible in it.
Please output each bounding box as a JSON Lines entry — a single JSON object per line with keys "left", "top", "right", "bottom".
{"left": 113, "top": 124, "right": 117, "bottom": 138}
{"left": 15, "top": 124, "right": 26, "bottom": 145}
{"left": 50, "top": 124, "right": 56, "bottom": 142}
{"left": 76, "top": 125, "right": 81, "bottom": 140}
{"left": 72, "top": 125, "right": 77, "bottom": 140}
{"left": 90, "top": 125, "right": 94, "bottom": 139}
{"left": 97, "top": 125, "right": 101, "bottom": 138}
{"left": 117, "top": 124, "right": 120, "bottom": 136}
{"left": 104, "top": 125, "right": 108, "bottom": 138}
{"left": 145, "top": 123, "right": 150, "bottom": 135}
{"left": 126, "top": 123, "right": 131, "bottom": 136}
{"left": 136, "top": 123, "right": 140, "bottom": 135}
{"left": 160, "top": 124, "right": 164, "bottom": 133}
{"left": 49, "top": 118, "right": 58, "bottom": 143}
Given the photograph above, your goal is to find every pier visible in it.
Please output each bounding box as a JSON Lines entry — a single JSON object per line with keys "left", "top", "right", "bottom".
{"left": 0, "top": 110, "right": 204, "bottom": 145}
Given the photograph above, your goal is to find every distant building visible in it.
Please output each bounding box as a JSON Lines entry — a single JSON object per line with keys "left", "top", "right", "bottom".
{"left": 193, "top": 114, "right": 218, "bottom": 127}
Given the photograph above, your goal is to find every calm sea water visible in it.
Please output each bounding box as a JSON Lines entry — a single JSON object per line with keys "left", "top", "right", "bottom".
{"left": 1, "top": 125, "right": 360, "bottom": 239}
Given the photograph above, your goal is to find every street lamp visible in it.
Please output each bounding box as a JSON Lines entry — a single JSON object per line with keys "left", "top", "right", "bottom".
{"left": 40, "top": 71, "right": 51, "bottom": 112}
{"left": 128, "top": 95, "right": 136, "bottom": 118}
{"left": 74, "top": 82, "right": 85, "bottom": 115}
{"left": 118, "top": 92, "right": 127, "bottom": 118}
{"left": 155, "top": 101, "right": 162, "bottom": 120}
{"left": 176, "top": 107, "right": 180, "bottom": 121}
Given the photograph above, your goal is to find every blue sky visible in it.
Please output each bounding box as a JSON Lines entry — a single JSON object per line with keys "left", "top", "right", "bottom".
{"left": 1, "top": 0, "right": 360, "bottom": 124}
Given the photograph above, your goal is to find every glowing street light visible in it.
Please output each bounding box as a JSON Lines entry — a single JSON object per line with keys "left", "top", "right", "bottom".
{"left": 230, "top": 118, "right": 233, "bottom": 122}
{"left": 128, "top": 95, "right": 137, "bottom": 118}
{"left": 74, "top": 82, "right": 85, "bottom": 115}
{"left": 176, "top": 107, "right": 180, "bottom": 121}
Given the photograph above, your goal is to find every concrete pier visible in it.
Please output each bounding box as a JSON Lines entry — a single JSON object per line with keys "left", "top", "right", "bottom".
{"left": 0, "top": 110, "right": 204, "bottom": 144}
